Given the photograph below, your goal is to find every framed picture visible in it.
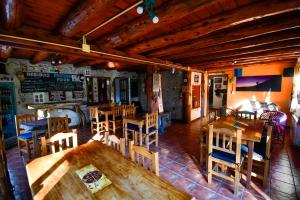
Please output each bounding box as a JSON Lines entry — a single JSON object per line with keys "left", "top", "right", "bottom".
{"left": 194, "top": 74, "right": 199, "bottom": 83}
{"left": 215, "top": 83, "right": 221, "bottom": 89}
{"left": 214, "top": 77, "right": 222, "bottom": 83}
{"left": 236, "top": 75, "right": 282, "bottom": 91}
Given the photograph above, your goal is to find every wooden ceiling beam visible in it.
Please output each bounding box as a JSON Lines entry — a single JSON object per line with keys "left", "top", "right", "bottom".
{"left": 95, "top": 0, "right": 214, "bottom": 49}
{"left": 0, "top": 45, "right": 12, "bottom": 61}
{"left": 147, "top": 13, "right": 300, "bottom": 58}
{"left": 164, "top": 28, "right": 300, "bottom": 60}
{"left": 58, "top": 0, "right": 112, "bottom": 37}
{"left": 189, "top": 48, "right": 300, "bottom": 67}
{"left": 74, "top": 59, "right": 107, "bottom": 67}
{"left": 203, "top": 58, "right": 298, "bottom": 71}
{"left": 30, "top": 51, "right": 51, "bottom": 64}
{"left": 125, "top": 0, "right": 300, "bottom": 53}
{"left": 0, "top": 26, "right": 189, "bottom": 71}
{"left": 1, "top": 0, "right": 22, "bottom": 29}
{"left": 175, "top": 38, "right": 300, "bottom": 63}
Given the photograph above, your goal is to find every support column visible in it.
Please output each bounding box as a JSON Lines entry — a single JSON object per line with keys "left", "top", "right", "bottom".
{"left": 146, "top": 66, "right": 153, "bottom": 113}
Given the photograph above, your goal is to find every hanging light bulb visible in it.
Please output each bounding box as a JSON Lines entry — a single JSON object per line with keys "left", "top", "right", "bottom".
{"left": 152, "top": 16, "right": 159, "bottom": 23}
{"left": 137, "top": 6, "right": 144, "bottom": 14}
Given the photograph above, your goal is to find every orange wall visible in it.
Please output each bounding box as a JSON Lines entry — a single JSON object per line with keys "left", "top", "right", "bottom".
{"left": 210, "top": 60, "right": 296, "bottom": 124}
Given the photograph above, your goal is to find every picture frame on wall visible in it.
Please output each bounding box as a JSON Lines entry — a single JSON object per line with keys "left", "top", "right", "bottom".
{"left": 215, "top": 83, "right": 221, "bottom": 89}
{"left": 194, "top": 74, "right": 199, "bottom": 83}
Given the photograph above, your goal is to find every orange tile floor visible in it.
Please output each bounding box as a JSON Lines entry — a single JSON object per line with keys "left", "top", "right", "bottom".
{"left": 6, "top": 118, "right": 300, "bottom": 200}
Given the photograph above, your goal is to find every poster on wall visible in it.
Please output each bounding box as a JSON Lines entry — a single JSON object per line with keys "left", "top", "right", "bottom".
{"left": 152, "top": 73, "right": 164, "bottom": 113}
{"left": 236, "top": 75, "right": 282, "bottom": 91}
{"left": 49, "top": 91, "right": 66, "bottom": 101}
{"left": 73, "top": 91, "right": 84, "bottom": 99}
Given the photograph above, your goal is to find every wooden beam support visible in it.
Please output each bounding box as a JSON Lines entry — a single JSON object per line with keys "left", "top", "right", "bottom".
{"left": 147, "top": 12, "right": 300, "bottom": 58}
{"left": 176, "top": 38, "right": 300, "bottom": 63}
{"left": 30, "top": 51, "right": 50, "bottom": 64}
{"left": 124, "top": 0, "right": 300, "bottom": 54}
{"left": 95, "top": 0, "right": 214, "bottom": 49}
{"left": 0, "top": 45, "right": 12, "bottom": 61}
{"left": 164, "top": 28, "right": 300, "bottom": 60}
{"left": 1, "top": 0, "right": 22, "bottom": 29}
{"left": 0, "top": 26, "right": 189, "bottom": 71}
{"left": 58, "top": 0, "right": 112, "bottom": 37}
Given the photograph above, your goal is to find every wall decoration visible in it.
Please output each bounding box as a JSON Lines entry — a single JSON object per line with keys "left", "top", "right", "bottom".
{"left": 73, "top": 91, "right": 84, "bottom": 99}
{"left": 236, "top": 75, "right": 282, "bottom": 91}
{"left": 49, "top": 91, "right": 66, "bottom": 102}
{"left": 214, "top": 77, "right": 222, "bottom": 83}
{"left": 33, "top": 92, "right": 45, "bottom": 103}
{"left": 194, "top": 74, "right": 199, "bottom": 83}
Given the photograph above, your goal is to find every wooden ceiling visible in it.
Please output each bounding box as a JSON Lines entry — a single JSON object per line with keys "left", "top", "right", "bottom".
{"left": 0, "top": 0, "right": 300, "bottom": 71}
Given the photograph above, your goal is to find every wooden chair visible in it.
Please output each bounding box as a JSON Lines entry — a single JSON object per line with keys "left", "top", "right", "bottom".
{"left": 41, "top": 129, "right": 78, "bottom": 155}
{"left": 236, "top": 110, "right": 257, "bottom": 120}
{"left": 207, "top": 124, "right": 243, "bottom": 195}
{"left": 218, "top": 107, "right": 236, "bottom": 118}
{"left": 109, "top": 105, "right": 123, "bottom": 134}
{"left": 141, "top": 112, "right": 159, "bottom": 149}
{"left": 89, "top": 106, "right": 106, "bottom": 135}
{"left": 129, "top": 141, "right": 159, "bottom": 176}
{"left": 123, "top": 106, "right": 136, "bottom": 144}
{"left": 15, "top": 113, "right": 38, "bottom": 158}
{"left": 241, "top": 125, "right": 272, "bottom": 187}
{"left": 47, "top": 115, "right": 69, "bottom": 137}
{"left": 105, "top": 132, "right": 125, "bottom": 156}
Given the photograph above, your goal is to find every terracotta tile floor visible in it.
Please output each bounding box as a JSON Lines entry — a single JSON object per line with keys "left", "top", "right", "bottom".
{"left": 5, "top": 118, "right": 300, "bottom": 200}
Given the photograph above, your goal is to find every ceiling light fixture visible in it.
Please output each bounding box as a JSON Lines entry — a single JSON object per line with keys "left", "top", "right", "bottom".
{"left": 231, "top": 60, "right": 237, "bottom": 65}
{"left": 136, "top": 0, "right": 159, "bottom": 24}
{"left": 51, "top": 54, "right": 62, "bottom": 66}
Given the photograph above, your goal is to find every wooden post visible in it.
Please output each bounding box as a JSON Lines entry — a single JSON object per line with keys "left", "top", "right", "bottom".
{"left": 146, "top": 66, "right": 153, "bottom": 113}
{"left": 183, "top": 71, "right": 192, "bottom": 123}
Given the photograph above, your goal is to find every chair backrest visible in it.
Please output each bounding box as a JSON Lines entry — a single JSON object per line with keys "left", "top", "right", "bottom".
{"left": 47, "top": 115, "right": 69, "bottom": 137}
{"left": 15, "top": 113, "right": 37, "bottom": 135}
{"left": 236, "top": 111, "right": 257, "bottom": 120}
{"left": 208, "top": 124, "right": 242, "bottom": 164}
{"left": 264, "top": 125, "right": 273, "bottom": 160}
{"left": 123, "top": 106, "right": 136, "bottom": 117}
{"left": 41, "top": 129, "right": 78, "bottom": 155}
{"left": 113, "top": 105, "right": 123, "bottom": 118}
{"left": 89, "top": 106, "right": 99, "bottom": 121}
{"left": 145, "top": 112, "right": 158, "bottom": 133}
{"left": 208, "top": 110, "right": 217, "bottom": 123}
{"left": 129, "top": 141, "right": 159, "bottom": 176}
{"left": 123, "top": 104, "right": 135, "bottom": 110}
{"left": 105, "top": 132, "right": 125, "bottom": 156}
{"left": 219, "top": 107, "right": 236, "bottom": 118}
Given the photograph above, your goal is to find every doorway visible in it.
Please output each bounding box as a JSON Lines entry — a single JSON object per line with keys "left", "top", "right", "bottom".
{"left": 114, "top": 78, "right": 129, "bottom": 104}
{"left": 208, "top": 75, "right": 228, "bottom": 109}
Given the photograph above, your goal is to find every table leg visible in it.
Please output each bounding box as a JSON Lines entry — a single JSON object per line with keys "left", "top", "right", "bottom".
{"left": 139, "top": 126, "right": 143, "bottom": 146}
{"left": 124, "top": 121, "right": 128, "bottom": 145}
{"left": 33, "top": 131, "right": 38, "bottom": 158}
{"left": 105, "top": 113, "right": 109, "bottom": 132}
{"left": 246, "top": 140, "right": 254, "bottom": 188}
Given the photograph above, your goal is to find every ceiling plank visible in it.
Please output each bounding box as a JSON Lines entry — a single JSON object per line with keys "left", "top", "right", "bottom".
{"left": 0, "top": 26, "right": 189, "bottom": 70}
{"left": 31, "top": 51, "right": 50, "bottom": 64}
{"left": 147, "top": 12, "right": 300, "bottom": 58}
{"left": 58, "top": 0, "right": 112, "bottom": 37}
{"left": 0, "top": 45, "right": 12, "bottom": 61}
{"left": 125, "top": 0, "right": 300, "bottom": 54}
{"left": 164, "top": 28, "right": 300, "bottom": 60}
{"left": 1, "top": 0, "right": 23, "bottom": 29}
{"left": 95, "top": 0, "right": 214, "bottom": 49}
{"left": 175, "top": 38, "right": 300, "bottom": 63}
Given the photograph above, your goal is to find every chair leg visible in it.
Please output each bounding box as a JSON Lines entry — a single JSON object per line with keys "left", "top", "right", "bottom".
{"left": 207, "top": 156, "right": 212, "bottom": 184}
{"left": 155, "top": 131, "right": 158, "bottom": 147}
{"left": 146, "top": 134, "right": 149, "bottom": 149}
{"left": 17, "top": 139, "right": 22, "bottom": 156}
{"left": 234, "top": 167, "right": 240, "bottom": 195}
{"left": 263, "top": 160, "right": 270, "bottom": 187}
{"left": 25, "top": 140, "right": 31, "bottom": 159}
{"left": 113, "top": 121, "right": 116, "bottom": 134}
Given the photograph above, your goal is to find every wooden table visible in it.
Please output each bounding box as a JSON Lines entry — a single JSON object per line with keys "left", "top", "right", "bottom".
{"left": 26, "top": 141, "right": 193, "bottom": 200}
{"left": 206, "top": 117, "right": 264, "bottom": 188}
{"left": 99, "top": 107, "right": 113, "bottom": 132}
{"left": 123, "top": 114, "right": 145, "bottom": 145}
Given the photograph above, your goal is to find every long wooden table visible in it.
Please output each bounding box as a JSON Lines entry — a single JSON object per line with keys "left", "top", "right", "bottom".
{"left": 204, "top": 117, "right": 264, "bottom": 188}
{"left": 26, "top": 141, "right": 193, "bottom": 200}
